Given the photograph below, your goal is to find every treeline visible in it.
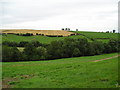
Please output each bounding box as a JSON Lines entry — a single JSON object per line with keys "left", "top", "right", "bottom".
{"left": 2, "top": 38, "right": 120, "bottom": 62}
{"left": 2, "top": 41, "right": 48, "bottom": 47}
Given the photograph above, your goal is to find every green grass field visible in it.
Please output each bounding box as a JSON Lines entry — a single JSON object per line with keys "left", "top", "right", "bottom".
{"left": 74, "top": 31, "right": 119, "bottom": 39}
{"left": 2, "top": 31, "right": 119, "bottom": 44}
{"left": 2, "top": 34, "right": 89, "bottom": 44}
{"left": 2, "top": 53, "right": 119, "bottom": 88}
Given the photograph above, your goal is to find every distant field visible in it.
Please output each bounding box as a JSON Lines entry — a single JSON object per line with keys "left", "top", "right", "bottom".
{"left": 2, "top": 34, "right": 89, "bottom": 44}
{"left": 2, "top": 53, "right": 118, "bottom": 88}
{"left": 74, "top": 31, "right": 119, "bottom": 39}
{"left": 2, "top": 29, "right": 75, "bottom": 36}
{"left": 2, "top": 30, "right": 119, "bottom": 44}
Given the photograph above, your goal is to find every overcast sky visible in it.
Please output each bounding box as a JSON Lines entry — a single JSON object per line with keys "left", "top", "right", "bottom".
{"left": 0, "top": 0, "right": 119, "bottom": 32}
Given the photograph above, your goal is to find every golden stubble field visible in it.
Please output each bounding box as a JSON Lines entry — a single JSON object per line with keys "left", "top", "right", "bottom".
{"left": 2, "top": 29, "right": 76, "bottom": 36}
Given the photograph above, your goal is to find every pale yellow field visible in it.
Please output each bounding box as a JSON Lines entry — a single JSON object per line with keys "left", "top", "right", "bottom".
{"left": 2, "top": 29, "right": 76, "bottom": 36}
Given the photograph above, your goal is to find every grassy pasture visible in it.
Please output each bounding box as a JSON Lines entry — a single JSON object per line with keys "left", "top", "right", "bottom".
{"left": 2, "top": 53, "right": 118, "bottom": 88}
{"left": 2, "top": 31, "right": 119, "bottom": 44}
{"left": 74, "top": 31, "right": 119, "bottom": 39}
{"left": 2, "top": 34, "right": 89, "bottom": 44}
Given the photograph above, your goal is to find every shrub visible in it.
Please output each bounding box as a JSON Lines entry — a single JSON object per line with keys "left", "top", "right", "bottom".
{"left": 2, "top": 45, "right": 22, "bottom": 62}
{"left": 2, "top": 41, "right": 18, "bottom": 47}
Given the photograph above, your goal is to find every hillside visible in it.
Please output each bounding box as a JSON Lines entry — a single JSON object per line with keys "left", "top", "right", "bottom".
{"left": 74, "top": 31, "right": 119, "bottom": 39}
{"left": 2, "top": 53, "right": 118, "bottom": 88}
{"left": 2, "top": 29, "right": 76, "bottom": 36}
{"left": 2, "top": 34, "right": 89, "bottom": 44}
{"left": 74, "top": 31, "right": 119, "bottom": 42}
{"left": 2, "top": 30, "right": 119, "bottom": 44}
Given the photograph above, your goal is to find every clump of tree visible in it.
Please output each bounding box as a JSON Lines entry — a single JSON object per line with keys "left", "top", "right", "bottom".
{"left": 2, "top": 41, "right": 43, "bottom": 47}
{"left": 2, "top": 46, "right": 23, "bottom": 62}
{"left": 2, "top": 38, "right": 120, "bottom": 62}
{"left": 16, "top": 33, "right": 33, "bottom": 36}
{"left": 22, "top": 43, "right": 48, "bottom": 61}
{"left": 113, "top": 30, "right": 115, "bottom": 33}
{"left": 61, "top": 28, "right": 70, "bottom": 31}
{"left": 2, "top": 41, "right": 18, "bottom": 47}
{"left": 103, "top": 39, "right": 120, "bottom": 53}
{"left": 76, "top": 29, "right": 78, "bottom": 31}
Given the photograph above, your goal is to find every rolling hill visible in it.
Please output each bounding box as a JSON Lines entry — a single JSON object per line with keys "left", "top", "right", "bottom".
{"left": 2, "top": 29, "right": 76, "bottom": 36}
{"left": 1, "top": 30, "right": 119, "bottom": 44}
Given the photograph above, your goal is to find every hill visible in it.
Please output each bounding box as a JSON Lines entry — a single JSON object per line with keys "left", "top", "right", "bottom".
{"left": 1, "top": 30, "right": 119, "bottom": 44}
{"left": 2, "top": 34, "right": 89, "bottom": 44}
{"left": 74, "top": 31, "right": 119, "bottom": 39}
{"left": 74, "top": 31, "right": 119, "bottom": 42}
{"left": 2, "top": 53, "right": 119, "bottom": 88}
{"left": 2, "top": 29, "right": 76, "bottom": 36}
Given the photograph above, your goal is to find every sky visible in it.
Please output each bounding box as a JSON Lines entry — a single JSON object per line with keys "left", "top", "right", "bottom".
{"left": 0, "top": 0, "right": 119, "bottom": 32}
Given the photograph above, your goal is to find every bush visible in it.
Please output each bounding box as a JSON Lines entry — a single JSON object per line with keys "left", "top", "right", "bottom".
{"left": 2, "top": 41, "right": 18, "bottom": 47}
{"left": 36, "top": 47, "right": 47, "bottom": 60}
{"left": 92, "top": 41, "right": 104, "bottom": 55}
{"left": 23, "top": 43, "right": 37, "bottom": 60}
{"left": 2, "top": 38, "right": 120, "bottom": 62}
{"left": 18, "top": 41, "right": 29, "bottom": 47}
{"left": 2, "top": 45, "right": 23, "bottom": 62}
{"left": 31, "top": 41, "right": 42, "bottom": 47}
{"left": 72, "top": 48, "right": 81, "bottom": 57}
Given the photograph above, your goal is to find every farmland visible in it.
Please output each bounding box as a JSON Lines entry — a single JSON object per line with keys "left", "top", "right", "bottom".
{"left": 2, "top": 34, "right": 88, "bottom": 44}
{"left": 74, "top": 31, "right": 119, "bottom": 43}
{"left": 2, "top": 29, "right": 76, "bottom": 36}
{"left": 2, "top": 53, "right": 119, "bottom": 88}
{"left": 2, "top": 30, "right": 119, "bottom": 88}
{"left": 1, "top": 30, "right": 119, "bottom": 44}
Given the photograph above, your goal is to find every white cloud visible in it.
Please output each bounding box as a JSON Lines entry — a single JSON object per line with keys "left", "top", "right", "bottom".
{"left": 0, "top": 0, "right": 118, "bottom": 32}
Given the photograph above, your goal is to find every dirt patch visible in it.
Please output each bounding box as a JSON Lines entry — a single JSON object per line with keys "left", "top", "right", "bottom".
{"left": 2, "top": 74, "right": 35, "bottom": 88}
{"left": 2, "top": 77, "right": 19, "bottom": 88}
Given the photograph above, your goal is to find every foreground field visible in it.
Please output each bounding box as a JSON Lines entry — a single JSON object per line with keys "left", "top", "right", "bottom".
{"left": 2, "top": 53, "right": 119, "bottom": 88}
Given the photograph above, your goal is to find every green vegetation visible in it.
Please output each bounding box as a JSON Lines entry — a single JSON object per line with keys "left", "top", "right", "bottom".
{"left": 74, "top": 31, "right": 119, "bottom": 39}
{"left": 17, "top": 47, "right": 24, "bottom": 52}
{"left": 73, "top": 31, "right": 119, "bottom": 43}
{"left": 2, "top": 31, "right": 119, "bottom": 88}
{"left": 2, "top": 31, "right": 119, "bottom": 44}
{"left": 2, "top": 53, "right": 118, "bottom": 88}
{"left": 2, "top": 38, "right": 120, "bottom": 62}
{"left": 2, "top": 34, "right": 88, "bottom": 44}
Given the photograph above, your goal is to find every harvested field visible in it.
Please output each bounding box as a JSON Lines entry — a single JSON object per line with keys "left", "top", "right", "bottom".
{"left": 2, "top": 29, "right": 76, "bottom": 36}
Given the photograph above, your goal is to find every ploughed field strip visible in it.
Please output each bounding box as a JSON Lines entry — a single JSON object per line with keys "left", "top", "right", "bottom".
{"left": 2, "top": 29, "right": 76, "bottom": 36}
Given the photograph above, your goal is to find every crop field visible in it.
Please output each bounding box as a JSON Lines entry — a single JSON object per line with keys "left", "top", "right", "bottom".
{"left": 2, "top": 53, "right": 119, "bottom": 88}
{"left": 2, "top": 34, "right": 89, "bottom": 44}
{"left": 2, "top": 30, "right": 119, "bottom": 44}
{"left": 2, "top": 30, "right": 75, "bottom": 36}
